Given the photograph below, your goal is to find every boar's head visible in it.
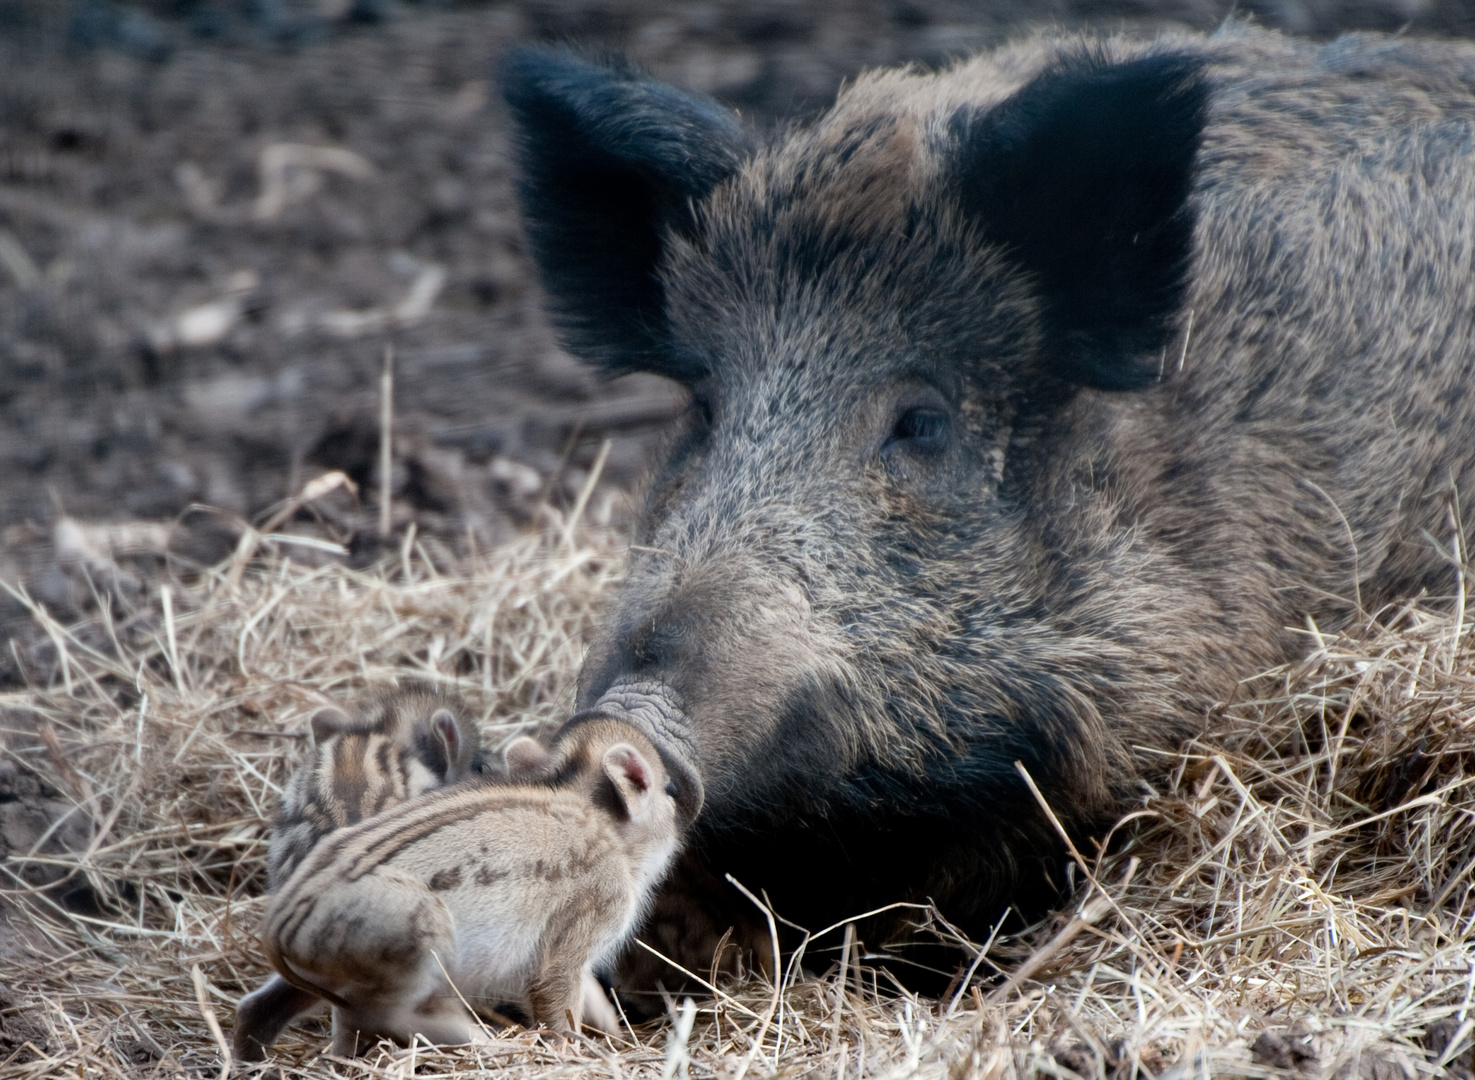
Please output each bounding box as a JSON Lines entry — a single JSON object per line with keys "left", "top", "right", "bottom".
{"left": 502, "top": 45, "right": 1211, "bottom": 928}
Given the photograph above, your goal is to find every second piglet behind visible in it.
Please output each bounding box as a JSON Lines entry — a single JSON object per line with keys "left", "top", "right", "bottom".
{"left": 259, "top": 717, "right": 696, "bottom": 1056}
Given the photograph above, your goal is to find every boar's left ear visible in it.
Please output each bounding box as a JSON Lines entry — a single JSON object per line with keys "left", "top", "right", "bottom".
{"left": 953, "top": 51, "right": 1209, "bottom": 391}
{"left": 501, "top": 46, "right": 752, "bottom": 378}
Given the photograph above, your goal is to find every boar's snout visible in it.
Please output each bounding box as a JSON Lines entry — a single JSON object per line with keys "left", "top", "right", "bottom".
{"left": 576, "top": 543, "right": 852, "bottom": 829}
{"left": 562, "top": 683, "right": 705, "bottom": 826}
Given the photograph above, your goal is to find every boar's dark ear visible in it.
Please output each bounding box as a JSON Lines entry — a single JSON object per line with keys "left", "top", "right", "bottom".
{"left": 501, "top": 46, "right": 752, "bottom": 378}
{"left": 954, "top": 52, "right": 1208, "bottom": 391}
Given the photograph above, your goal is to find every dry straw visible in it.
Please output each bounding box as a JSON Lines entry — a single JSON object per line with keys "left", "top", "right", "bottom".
{"left": 2, "top": 508, "right": 1474, "bottom": 1079}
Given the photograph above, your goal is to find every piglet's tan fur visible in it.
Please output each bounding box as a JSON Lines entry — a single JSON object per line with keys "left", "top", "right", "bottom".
{"left": 235, "top": 689, "right": 484, "bottom": 1061}
{"left": 259, "top": 719, "right": 682, "bottom": 1056}
{"left": 269, "top": 688, "right": 485, "bottom": 889}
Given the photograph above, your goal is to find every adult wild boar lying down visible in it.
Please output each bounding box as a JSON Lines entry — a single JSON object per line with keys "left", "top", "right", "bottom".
{"left": 500, "top": 24, "right": 1475, "bottom": 985}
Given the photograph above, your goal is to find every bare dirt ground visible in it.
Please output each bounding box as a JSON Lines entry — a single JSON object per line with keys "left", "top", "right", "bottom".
{"left": 2, "top": 0, "right": 1473, "bottom": 576}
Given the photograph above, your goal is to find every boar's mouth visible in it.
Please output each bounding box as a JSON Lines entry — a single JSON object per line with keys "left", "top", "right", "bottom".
{"left": 559, "top": 680, "right": 704, "bottom": 825}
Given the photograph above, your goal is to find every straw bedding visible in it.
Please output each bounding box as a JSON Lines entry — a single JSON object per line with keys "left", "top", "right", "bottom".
{"left": 2, "top": 505, "right": 1473, "bottom": 1080}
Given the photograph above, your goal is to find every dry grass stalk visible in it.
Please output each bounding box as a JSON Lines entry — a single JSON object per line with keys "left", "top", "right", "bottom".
{"left": 1, "top": 519, "right": 1474, "bottom": 1079}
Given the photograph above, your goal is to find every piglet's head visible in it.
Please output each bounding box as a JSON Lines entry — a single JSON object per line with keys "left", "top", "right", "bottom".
{"left": 503, "top": 718, "right": 700, "bottom": 828}
{"left": 308, "top": 696, "right": 482, "bottom": 788}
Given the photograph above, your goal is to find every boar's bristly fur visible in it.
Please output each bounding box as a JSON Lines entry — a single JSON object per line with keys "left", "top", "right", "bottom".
{"left": 502, "top": 28, "right": 1475, "bottom": 984}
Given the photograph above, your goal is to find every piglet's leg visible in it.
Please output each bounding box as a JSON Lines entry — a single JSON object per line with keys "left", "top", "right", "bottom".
{"left": 331, "top": 998, "right": 487, "bottom": 1056}
{"left": 297, "top": 871, "right": 461, "bottom": 1055}
{"left": 528, "top": 957, "right": 585, "bottom": 1033}
{"left": 330, "top": 1010, "right": 372, "bottom": 1059}
{"left": 580, "top": 970, "right": 621, "bottom": 1034}
{"left": 234, "top": 975, "right": 321, "bottom": 1061}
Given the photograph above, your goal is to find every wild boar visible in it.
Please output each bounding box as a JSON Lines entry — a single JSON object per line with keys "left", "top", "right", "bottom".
{"left": 501, "top": 25, "right": 1475, "bottom": 982}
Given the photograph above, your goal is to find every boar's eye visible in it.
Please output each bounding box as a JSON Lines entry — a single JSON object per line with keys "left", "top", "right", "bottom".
{"left": 886, "top": 407, "right": 951, "bottom": 454}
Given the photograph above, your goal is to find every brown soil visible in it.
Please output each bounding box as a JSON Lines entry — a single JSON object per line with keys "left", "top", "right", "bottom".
{"left": 3, "top": 0, "right": 1473, "bottom": 575}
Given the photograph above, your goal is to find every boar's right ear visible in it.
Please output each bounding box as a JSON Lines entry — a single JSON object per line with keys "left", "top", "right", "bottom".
{"left": 500, "top": 46, "right": 751, "bottom": 378}
{"left": 953, "top": 51, "right": 1208, "bottom": 392}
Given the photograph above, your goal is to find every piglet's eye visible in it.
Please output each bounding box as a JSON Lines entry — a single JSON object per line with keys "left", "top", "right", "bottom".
{"left": 888, "top": 408, "right": 950, "bottom": 452}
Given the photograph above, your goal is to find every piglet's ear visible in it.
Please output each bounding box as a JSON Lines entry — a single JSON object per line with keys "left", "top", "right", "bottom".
{"left": 954, "top": 52, "right": 1209, "bottom": 391}
{"left": 418, "top": 708, "right": 466, "bottom": 778}
{"left": 504, "top": 735, "right": 554, "bottom": 779}
{"left": 602, "top": 743, "right": 656, "bottom": 821}
{"left": 308, "top": 707, "right": 351, "bottom": 745}
{"left": 501, "top": 46, "right": 751, "bottom": 380}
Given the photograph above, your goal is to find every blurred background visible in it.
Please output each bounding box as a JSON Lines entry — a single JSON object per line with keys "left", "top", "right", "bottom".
{"left": 0, "top": 0, "right": 1470, "bottom": 594}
